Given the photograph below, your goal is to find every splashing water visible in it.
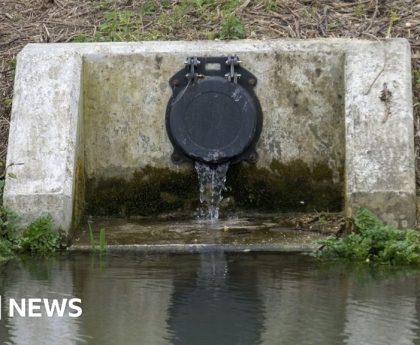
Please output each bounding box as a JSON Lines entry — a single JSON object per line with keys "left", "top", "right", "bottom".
{"left": 194, "top": 161, "right": 230, "bottom": 222}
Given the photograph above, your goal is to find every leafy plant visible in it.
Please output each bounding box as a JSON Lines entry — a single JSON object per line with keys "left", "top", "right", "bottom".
{"left": 315, "top": 208, "right": 420, "bottom": 265}
{"left": 0, "top": 239, "right": 14, "bottom": 262}
{"left": 20, "top": 215, "right": 62, "bottom": 256}
{"left": 0, "top": 207, "right": 19, "bottom": 243}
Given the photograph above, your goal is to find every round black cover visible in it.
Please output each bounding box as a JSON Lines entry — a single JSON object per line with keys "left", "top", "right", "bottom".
{"left": 167, "top": 76, "right": 259, "bottom": 164}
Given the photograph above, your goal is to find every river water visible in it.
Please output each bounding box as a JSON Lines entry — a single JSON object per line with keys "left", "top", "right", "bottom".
{"left": 1, "top": 253, "right": 420, "bottom": 345}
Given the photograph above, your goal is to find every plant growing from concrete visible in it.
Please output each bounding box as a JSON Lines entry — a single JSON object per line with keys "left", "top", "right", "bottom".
{"left": 315, "top": 208, "right": 420, "bottom": 265}
{"left": 88, "top": 222, "right": 96, "bottom": 251}
{"left": 87, "top": 222, "right": 107, "bottom": 253}
{"left": 99, "top": 228, "right": 107, "bottom": 253}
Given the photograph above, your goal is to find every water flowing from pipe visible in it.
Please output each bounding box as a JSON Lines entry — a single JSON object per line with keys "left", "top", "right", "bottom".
{"left": 194, "top": 161, "right": 229, "bottom": 222}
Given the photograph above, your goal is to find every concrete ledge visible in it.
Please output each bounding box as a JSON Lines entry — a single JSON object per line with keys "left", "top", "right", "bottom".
{"left": 4, "top": 39, "right": 416, "bottom": 231}
{"left": 68, "top": 243, "right": 319, "bottom": 253}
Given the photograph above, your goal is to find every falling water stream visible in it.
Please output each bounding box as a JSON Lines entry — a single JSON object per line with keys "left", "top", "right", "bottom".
{"left": 194, "top": 161, "right": 230, "bottom": 221}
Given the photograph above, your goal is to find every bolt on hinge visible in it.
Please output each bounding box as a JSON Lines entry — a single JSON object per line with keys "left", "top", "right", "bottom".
{"left": 184, "top": 56, "right": 201, "bottom": 82}
{"left": 225, "top": 55, "right": 242, "bottom": 84}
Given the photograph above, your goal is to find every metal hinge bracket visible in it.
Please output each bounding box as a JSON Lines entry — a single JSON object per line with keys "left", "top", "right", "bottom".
{"left": 225, "top": 55, "right": 242, "bottom": 83}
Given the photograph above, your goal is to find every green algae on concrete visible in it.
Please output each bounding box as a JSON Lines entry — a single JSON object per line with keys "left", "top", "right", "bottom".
{"left": 85, "top": 159, "right": 343, "bottom": 217}
{"left": 226, "top": 159, "right": 343, "bottom": 212}
{"left": 85, "top": 165, "right": 198, "bottom": 216}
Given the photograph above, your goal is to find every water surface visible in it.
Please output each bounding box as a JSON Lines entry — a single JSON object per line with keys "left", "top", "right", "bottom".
{"left": 1, "top": 253, "right": 420, "bottom": 345}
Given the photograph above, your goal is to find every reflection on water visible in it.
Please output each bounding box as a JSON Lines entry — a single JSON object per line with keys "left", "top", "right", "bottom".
{"left": 1, "top": 253, "right": 420, "bottom": 345}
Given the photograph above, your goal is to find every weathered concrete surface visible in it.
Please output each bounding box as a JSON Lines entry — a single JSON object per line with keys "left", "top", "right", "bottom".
{"left": 70, "top": 216, "right": 322, "bottom": 252}
{"left": 72, "top": 216, "right": 326, "bottom": 246}
{"left": 344, "top": 39, "right": 415, "bottom": 228}
{"left": 83, "top": 47, "right": 345, "bottom": 180}
{"left": 3, "top": 39, "right": 415, "bottom": 232}
{"left": 69, "top": 243, "right": 319, "bottom": 253}
{"left": 3, "top": 48, "right": 83, "bottom": 231}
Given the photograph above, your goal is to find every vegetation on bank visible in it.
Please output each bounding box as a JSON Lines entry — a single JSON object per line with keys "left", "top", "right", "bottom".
{"left": 0, "top": 210, "right": 64, "bottom": 262}
{"left": 315, "top": 208, "right": 420, "bottom": 265}
{"left": 73, "top": 0, "right": 247, "bottom": 42}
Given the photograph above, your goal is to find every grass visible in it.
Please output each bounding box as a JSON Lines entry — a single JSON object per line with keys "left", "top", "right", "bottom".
{"left": 74, "top": 0, "right": 247, "bottom": 42}
{"left": 99, "top": 228, "right": 107, "bottom": 253}
{"left": 220, "top": 14, "right": 246, "bottom": 39}
{"left": 88, "top": 222, "right": 96, "bottom": 250}
{"left": 87, "top": 222, "right": 107, "bottom": 253}
{"left": 315, "top": 208, "right": 420, "bottom": 265}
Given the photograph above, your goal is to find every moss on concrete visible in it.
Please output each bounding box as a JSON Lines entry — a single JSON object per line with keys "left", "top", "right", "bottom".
{"left": 226, "top": 159, "right": 343, "bottom": 212}
{"left": 86, "top": 165, "right": 198, "bottom": 216}
{"left": 85, "top": 159, "right": 343, "bottom": 217}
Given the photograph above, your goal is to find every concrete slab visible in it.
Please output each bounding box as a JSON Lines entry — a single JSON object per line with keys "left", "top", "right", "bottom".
{"left": 70, "top": 216, "right": 324, "bottom": 252}
{"left": 68, "top": 243, "right": 319, "bottom": 253}
{"left": 3, "top": 39, "right": 415, "bottom": 232}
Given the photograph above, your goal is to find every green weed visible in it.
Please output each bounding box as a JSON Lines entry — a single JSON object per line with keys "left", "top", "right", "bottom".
{"left": 352, "top": 5, "right": 366, "bottom": 17}
{"left": 8, "top": 58, "right": 17, "bottom": 70}
{"left": 0, "top": 207, "right": 19, "bottom": 243}
{"left": 87, "top": 223, "right": 106, "bottom": 253}
{"left": 72, "top": 0, "right": 248, "bottom": 43}
{"left": 414, "top": 68, "right": 420, "bottom": 87}
{"left": 386, "top": 10, "right": 399, "bottom": 37}
{"left": 20, "top": 215, "right": 62, "bottom": 256}
{"left": 74, "top": 10, "right": 144, "bottom": 42}
{"left": 143, "top": 0, "right": 159, "bottom": 15}
{"left": 315, "top": 208, "right": 420, "bottom": 265}
{"left": 3, "top": 98, "right": 12, "bottom": 110}
{"left": 88, "top": 222, "right": 96, "bottom": 250}
{"left": 0, "top": 239, "right": 14, "bottom": 262}
{"left": 99, "top": 228, "right": 106, "bottom": 253}
{"left": 220, "top": 14, "right": 246, "bottom": 39}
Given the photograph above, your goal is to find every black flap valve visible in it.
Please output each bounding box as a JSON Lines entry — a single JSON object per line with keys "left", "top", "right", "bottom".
{"left": 166, "top": 55, "right": 262, "bottom": 165}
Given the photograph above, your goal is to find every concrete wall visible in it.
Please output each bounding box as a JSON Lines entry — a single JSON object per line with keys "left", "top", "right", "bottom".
{"left": 3, "top": 39, "right": 415, "bottom": 232}
{"left": 83, "top": 48, "right": 345, "bottom": 180}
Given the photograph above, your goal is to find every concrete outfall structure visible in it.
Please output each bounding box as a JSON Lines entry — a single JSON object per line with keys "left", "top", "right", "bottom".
{"left": 3, "top": 39, "right": 415, "bottom": 233}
